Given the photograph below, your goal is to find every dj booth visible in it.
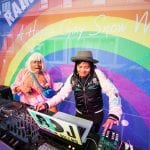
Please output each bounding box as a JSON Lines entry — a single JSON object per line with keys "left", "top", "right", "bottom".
{"left": 0, "top": 98, "right": 121, "bottom": 150}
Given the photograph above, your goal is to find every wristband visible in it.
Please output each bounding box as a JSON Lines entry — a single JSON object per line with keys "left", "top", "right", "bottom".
{"left": 108, "top": 114, "right": 119, "bottom": 121}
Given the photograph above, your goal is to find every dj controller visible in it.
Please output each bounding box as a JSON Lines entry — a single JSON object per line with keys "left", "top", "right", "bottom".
{"left": 0, "top": 100, "right": 38, "bottom": 149}
{"left": 0, "top": 99, "right": 67, "bottom": 150}
{"left": 0, "top": 99, "right": 122, "bottom": 150}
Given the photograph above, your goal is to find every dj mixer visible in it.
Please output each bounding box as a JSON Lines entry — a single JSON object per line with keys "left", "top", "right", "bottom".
{"left": 0, "top": 100, "right": 40, "bottom": 149}
{"left": 0, "top": 99, "right": 123, "bottom": 150}
{"left": 0, "top": 99, "right": 94, "bottom": 150}
{"left": 97, "top": 129, "right": 120, "bottom": 150}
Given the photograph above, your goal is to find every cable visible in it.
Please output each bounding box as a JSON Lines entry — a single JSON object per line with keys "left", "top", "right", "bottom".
{"left": 118, "top": 140, "right": 134, "bottom": 150}
{"left": 86, "top": 137, "right": 98, "bottom": 147}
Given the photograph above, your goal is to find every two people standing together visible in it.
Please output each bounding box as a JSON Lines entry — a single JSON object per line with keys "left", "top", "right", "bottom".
{"left": 12, "top": 50, "right": 122, "bottom": 134}
{"left": 35, "top": 50, "right": 122, "bottom": 133}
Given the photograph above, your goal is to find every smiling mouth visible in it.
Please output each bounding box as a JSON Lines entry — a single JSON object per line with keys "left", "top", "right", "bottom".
{"left": 35, "top": 68, "right": 40, "bottom": 69}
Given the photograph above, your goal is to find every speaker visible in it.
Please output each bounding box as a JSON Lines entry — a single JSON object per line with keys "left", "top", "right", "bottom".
{"left": 0, "top": 85, "right": 13, "bottom": 100}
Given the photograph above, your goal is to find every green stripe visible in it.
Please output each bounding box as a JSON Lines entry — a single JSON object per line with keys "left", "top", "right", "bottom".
{"left": 10, "top": 32, "right": 150, "bottom": 84}
{"left": 37, "top": 32, "right": 150, "bottom": 70}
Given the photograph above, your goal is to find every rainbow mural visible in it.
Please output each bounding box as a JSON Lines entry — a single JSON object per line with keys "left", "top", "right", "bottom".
{"left": 0, "top": 0, "right": 150, "bottom": 149}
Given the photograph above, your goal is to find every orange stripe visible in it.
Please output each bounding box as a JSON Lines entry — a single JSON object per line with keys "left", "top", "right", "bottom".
{"left": 0, "top": 8, "right": 147, "bottom": 84}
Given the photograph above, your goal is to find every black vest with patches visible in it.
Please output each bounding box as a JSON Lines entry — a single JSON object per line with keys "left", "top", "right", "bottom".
{"left": 71, "top": 72, "right": 103, "bottom": 113}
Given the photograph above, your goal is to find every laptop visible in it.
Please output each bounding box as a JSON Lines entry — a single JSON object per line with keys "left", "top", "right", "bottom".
{"left": 27, "top": 108, "right": 93, "bottom": 145}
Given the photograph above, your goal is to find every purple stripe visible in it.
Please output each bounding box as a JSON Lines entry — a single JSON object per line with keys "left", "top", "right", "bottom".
{"left": 49, "top": 65, "right": 150, "bottom": 128}
{"left": 101, "top": 68, "right": 150, "bottom": 117}
{"left": 106, "top": 69, "right": 150, "bottom": 129}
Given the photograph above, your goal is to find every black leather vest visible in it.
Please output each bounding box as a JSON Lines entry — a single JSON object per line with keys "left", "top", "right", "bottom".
{"left": 71, "top": 72, "right": 103, "bottom": 113}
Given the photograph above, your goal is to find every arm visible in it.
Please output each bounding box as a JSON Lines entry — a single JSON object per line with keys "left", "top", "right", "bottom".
{"left": 95, "top": 69, "right": 122, "bottom": 131}
{"left": 46, "top": 74, "right": 73, "bottom": 107}
{"left": 11, "top": 69, "right": 33, "bottom": 95}
{"left": 36, "top": 74, "right": 73, "bottom": 111}
{"left": 11, "top": 69, "right": 27, "bottom": 94}
{"left": 95, "top": 69, "right": 122, "bottom": 119}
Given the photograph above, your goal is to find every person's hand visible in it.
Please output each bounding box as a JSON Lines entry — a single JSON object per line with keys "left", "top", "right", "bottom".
{"left": 102, "top": 118, "right": 119, "bottom": 133}
{"left": 35, "top": 102, "right": 47, "bottom": 111}
{"left": 20, "top": 85, "right": 32, "bottom": 94}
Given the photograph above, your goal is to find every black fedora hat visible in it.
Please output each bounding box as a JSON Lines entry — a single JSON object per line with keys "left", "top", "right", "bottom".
{"left": 71, "top": 51, "right": 99, "bottom": 63}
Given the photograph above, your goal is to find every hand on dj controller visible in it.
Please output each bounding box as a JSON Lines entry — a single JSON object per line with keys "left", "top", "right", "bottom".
{"left": 35, "top": 102, "right": 45, "bottom": 111}
{"left": 102, "top": 118, "right": 119, "bottom": 133}
{"left": 35, "top": 102, "right": 49, "bottom": 111}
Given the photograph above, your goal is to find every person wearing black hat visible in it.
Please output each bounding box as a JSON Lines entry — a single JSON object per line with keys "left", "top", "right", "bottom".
{"left": 36, "top": 50, "right": 122, "bottom": 134}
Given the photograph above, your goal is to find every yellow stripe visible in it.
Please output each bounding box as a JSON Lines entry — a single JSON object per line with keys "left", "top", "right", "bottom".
{"left": 5, "top": 16, "right": 150, "bottom": 84}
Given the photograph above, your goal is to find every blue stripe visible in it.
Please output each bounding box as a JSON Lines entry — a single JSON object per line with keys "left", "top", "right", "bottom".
{"left": 45, "top": 48, "right": 150, "bottom": 96}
